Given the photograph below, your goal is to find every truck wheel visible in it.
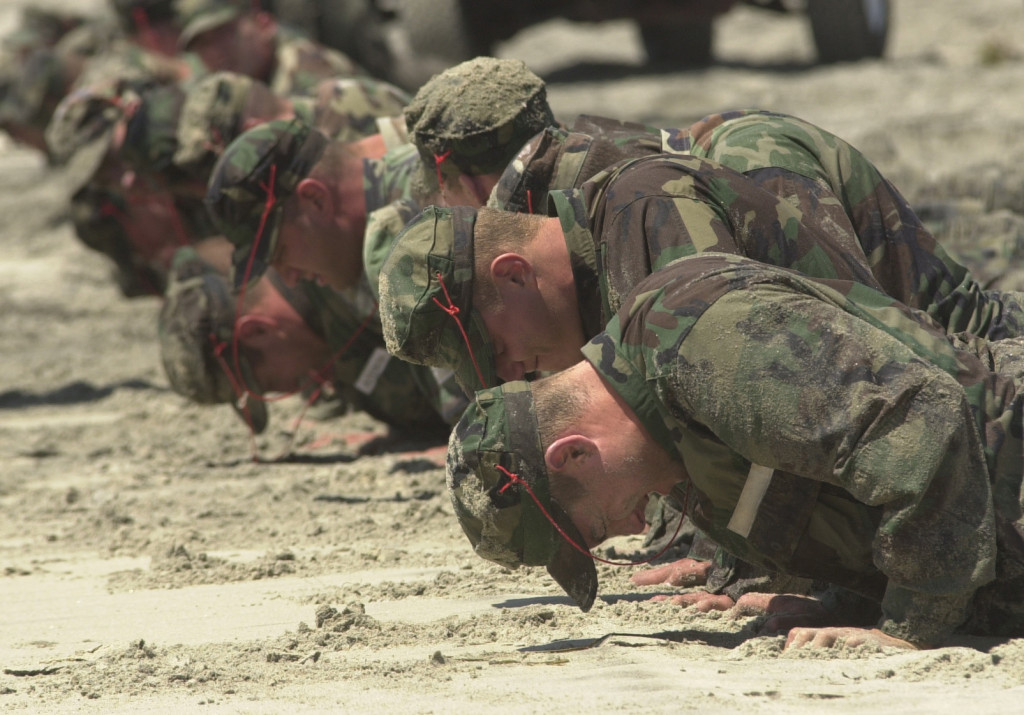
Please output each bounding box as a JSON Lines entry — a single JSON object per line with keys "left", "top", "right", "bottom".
{"left": 638, "top": 18, "right": 715, "bottom": 67}
{"left": 807, "top": 0, "right": 890, "bottom": 63}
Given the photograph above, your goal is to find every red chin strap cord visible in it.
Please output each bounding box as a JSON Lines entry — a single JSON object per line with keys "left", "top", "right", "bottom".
{"left": 431, "top": 270, "right": 487, "bottom": 390}
{"left": 496, "top": 464, "right": 691, "bottom": 568}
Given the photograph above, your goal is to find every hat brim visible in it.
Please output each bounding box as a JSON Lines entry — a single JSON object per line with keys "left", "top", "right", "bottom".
{"left": 57, "top": 127, "right": 113, "bottom": 194}
{"left": 545, "top": 499, "right": 598, "bottom": 611}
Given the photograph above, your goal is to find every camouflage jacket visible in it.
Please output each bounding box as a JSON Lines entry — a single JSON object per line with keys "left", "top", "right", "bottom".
{"left": 582, "top": 252, "right": 1024, "bottom": 646}
{"left": 269, "top": 26, "right": 366, "bottom": 97}
{"left": 300, "top": 281, "right": 453, "bottom": 431}
{"left": 551, "top": 152, "right": 883, "bottom": 340}
{"left": 497, "top": 110, "right": 1024, "bottom": 341}
{"left": 360, "top": 141, "right": 423, "bottom": 304}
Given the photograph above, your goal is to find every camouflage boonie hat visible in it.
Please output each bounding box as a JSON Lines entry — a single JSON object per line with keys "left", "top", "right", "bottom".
{"left": 488, "top": 126, "right": 570, "bottom": 213}
{"left": 446, "top": 381, "right": 597, "bottom": 611}
{"left": 205, "top": 117, "right": 329, "bottom": 290}
{"left": 118, "top": 80, "right": 186, "bottom": 174}
{"left": 175, "top": 0, "right": 245, "bottom": 49}
{"left": 405, "top": 57, "right": 556, "bottom": 187}
{"left": 45, "top": 82, "right": 125, "bottom": 190}
{"left": 158, "top": 246, "right": 269, "bottom": 433}
{"left": 173, "top": 70, "right": 257, "bottom": 173}
{"left": 378, "top": 205, "right": 497, "bottom": 394}
{"left": 312, "top": 76, "right": 411, "bottom": 143}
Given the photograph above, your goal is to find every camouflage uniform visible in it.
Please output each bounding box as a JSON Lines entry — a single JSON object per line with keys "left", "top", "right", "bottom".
{"left": 158, "top": 247, "right": 454, "bottom": 434}
{"left": 205, "top": 117, "right": 468, "bottom": 425}
{"left": 381, "top": 152, "right": 898, "bottom": 392}
{"left": 46, "top": 78, "right": 212, "bottom": 295}
{"left": 446, "top": 252, "right": 1024, "bottom": 646}
{"left": 175, "top": 0, "right": 367, "bottom": 97}
{"left": 172, "top": 71, "right": 408, "bottom": 192}
{"left": 491, "top": 109, "right": 1024, "bottom": 342}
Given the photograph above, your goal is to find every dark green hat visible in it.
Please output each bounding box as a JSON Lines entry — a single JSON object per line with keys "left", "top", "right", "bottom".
{"left": 175, "top": 0, "right": 246, "bottom": 49}
{"left": 119, "top": 80, "right": 186, "bottom": 174}
{"left": 446, "top": 381, "right": 597, "bottom": 611}
{"left": 158, "top": 246, "right": 269, "bottom": 433}
{"left": 205, "top": 117, "right": 329, "bottom": 290}
{"left": 405, "top": 57, "right": 556, "bottom": 186}
{"left": 173, "top": 70, "right": 257, "bottom": 173}
{"left": 378, "top": 205, "right": 496, "bottom": 394}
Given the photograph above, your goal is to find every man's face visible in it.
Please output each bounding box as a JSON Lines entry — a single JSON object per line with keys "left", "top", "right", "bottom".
{"left": 479, "top": 292, "right": 584, "bottom": 382}
{"left": 556, "top": 425, "right": 683, "bottom": 549}
{"left": 249, "top": 335, "right": 327, "bottom": 394}
{"left": 244, "top": 318, "right": 330, "bottom": 394}
{"left": 272, "top": 210, "right": 364, "bottom": 291}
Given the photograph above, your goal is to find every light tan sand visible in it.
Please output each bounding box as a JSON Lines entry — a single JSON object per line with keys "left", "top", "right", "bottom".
{"left": 3, "top": 0, "right": 1024, "bottom": 711}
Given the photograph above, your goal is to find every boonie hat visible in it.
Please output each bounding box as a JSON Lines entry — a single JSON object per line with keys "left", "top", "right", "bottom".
{"left": 377, "top": 205, "right": 497, "bottom": 394}
{"left": 158, "top": 246, "right": 269, "bottom": 432}
{"left": 446, "top": 381, "right": 598, "bottom": 611}
{"left": 204, "top": 117, "right": 329, "bottom": 290}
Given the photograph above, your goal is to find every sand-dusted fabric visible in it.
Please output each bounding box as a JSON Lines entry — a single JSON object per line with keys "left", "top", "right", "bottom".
{"left": 447, "top": 252, "right": 1024, "bottom": 646}
{"left": 494, "top": 109, "right": 1024, "bottom": 342}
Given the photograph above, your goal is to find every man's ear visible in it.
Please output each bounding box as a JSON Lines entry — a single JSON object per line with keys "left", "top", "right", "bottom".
{"left": 490, "top": 253, "right": 534, "bottom": 289}
{"left": 295, "top": 178, "right": 332, "bottom": 217}
{"left": 545, "top": 435, "right": 597, "bottom": 473}
{"left": 235, "top": 314, "right": 276, "bottom": 344}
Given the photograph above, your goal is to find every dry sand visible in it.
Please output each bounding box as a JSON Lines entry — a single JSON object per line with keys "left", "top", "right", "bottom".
{"left": 3, "top": 0, "right": 1024, "bottom": 712}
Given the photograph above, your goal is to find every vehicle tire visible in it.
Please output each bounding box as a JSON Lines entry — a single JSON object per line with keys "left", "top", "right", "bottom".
{"left": 806, "top": 0, "right": 890, "bottom": 63}
{"left": 638, "top": 18, "right": 715, "bottom": 67}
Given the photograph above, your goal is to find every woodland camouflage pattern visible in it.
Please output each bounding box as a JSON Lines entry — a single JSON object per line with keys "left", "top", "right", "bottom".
{"left": 175, "top": 0, "right": 365, "bottom": 94}
{"left": 448, "top": 252, "right": 1024, "bottom": 646}
{"left": 493, "top": 109, "right": 1024, "bottom": 341}
{"left": 363, "top": 197, "right": 421, "bottom": 302}
{"left": 310, "top": 76, "right": 409, "bottom": 142}
{"left": 377, "top": 205, "right": 497, "bottom": 395}
{"left": 174, "top": 72, "right": 408, "bottom": 191}
{"left": 204, "top": 118, "right": 329, "bottom": 288}
{"left": 446, "top": 381, "right": 598, "bottom": 611}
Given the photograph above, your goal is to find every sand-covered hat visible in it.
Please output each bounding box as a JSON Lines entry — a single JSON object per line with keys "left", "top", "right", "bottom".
{"left": 377, "top": 205, "right": 497, "bottom": 394}
{"left": 157, "top": 246, "right": 269, "bottom": 433}
{"left": 404, "top": 57, "right": 556, "bottom": 192}
{"left": 446, "top": 381, "right": 598, "bottom": 611}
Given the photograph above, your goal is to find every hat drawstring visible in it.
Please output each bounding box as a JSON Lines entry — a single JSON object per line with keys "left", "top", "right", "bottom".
{"left": 213, "top": 301, "right": 381, "bottom": 463}
{"left": 233, "top": 163, "right": 278, "bottom": 383}
{"left": 526, "top": 189, "right": 533, "bottom": 215}
{"left": 496, "top": 464, "right": 689, "bottom": 567}
{"left": 431, "top": 271, "right": 487, "bottom": 389}
{"left": 433, "top": 149, "right": 452, "bottom": 188}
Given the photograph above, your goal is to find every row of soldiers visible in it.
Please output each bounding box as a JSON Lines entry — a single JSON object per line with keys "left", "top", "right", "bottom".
{"left": 6, "top": 0, "right": 1024, "bottom": 651}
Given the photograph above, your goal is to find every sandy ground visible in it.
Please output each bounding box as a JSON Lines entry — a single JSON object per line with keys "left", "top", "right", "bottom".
{"left": 3, "top": 0, "right": 1024, "bottom": 712}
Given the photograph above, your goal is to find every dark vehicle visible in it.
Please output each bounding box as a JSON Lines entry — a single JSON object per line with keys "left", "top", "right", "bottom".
{"left": 268, "top": 0, "right": 891, "bottom": 90}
